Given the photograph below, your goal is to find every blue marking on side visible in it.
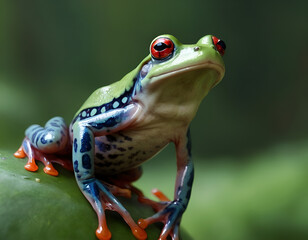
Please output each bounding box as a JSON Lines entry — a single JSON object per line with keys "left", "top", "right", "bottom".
{"left": 40, "top": 133, "right": 47, "bottom": 144}
{"left": 31, "top": 128, "right": 42, "bottom": 144}
{"left": 35, "top": 131, "right": 43, "bottom": 147}
{"left": 82, "top": 154, "right": 92, "bottom": 169}
{"left": 71, "top": 75, "right": 142, "bottom": 125}
{"left": 74, "top": 160, "right": 79, "bottom": 173}
{"left": 105, "top": 116, "right": 120, "bottom": 127}
{"left": 90, "top": 117, "right": 119, "bottom": 130}
{"left": 89, "top": 182, "right": 100, "bottom": 199}
{"left": 73, "top": 138, "right": 78, "bottom": 153}
{"left": 80, "top": 132, "right": 92, "bottom": 153}
{"left": 50, "top": 122, "right": 60, "bottom": 128}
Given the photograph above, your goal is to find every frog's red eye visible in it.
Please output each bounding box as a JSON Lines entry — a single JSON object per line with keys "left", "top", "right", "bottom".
{"left": 150, "top": 37, "right": 175, "bottom": 60}
{"left": 212, "top": 36, "right": 226, "bottom": 56}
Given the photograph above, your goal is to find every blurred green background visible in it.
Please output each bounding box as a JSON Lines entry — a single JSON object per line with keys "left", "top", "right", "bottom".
{"left": 0, "top": 0, "right": 307, "bottom": 239}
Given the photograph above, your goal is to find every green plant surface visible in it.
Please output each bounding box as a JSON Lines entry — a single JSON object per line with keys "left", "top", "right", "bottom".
{"left": 1, "top": 141, "right": 308, "bottom": 240}
{"left": 0, "top": 150, "right": 192, "bottom": 240}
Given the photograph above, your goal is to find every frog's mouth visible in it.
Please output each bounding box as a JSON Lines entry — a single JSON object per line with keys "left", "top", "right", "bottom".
{"left": 149, "top": 61, "right": 225, "bottom": 88}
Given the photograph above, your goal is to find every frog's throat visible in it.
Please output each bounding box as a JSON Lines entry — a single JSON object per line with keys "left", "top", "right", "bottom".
{"left": 150, "top": 61, "right": 225, "bottom": 87}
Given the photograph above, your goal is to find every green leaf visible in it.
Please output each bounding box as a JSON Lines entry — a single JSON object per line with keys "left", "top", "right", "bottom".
{"left": 0, "top": 150, "right": 192, "bottom": 240}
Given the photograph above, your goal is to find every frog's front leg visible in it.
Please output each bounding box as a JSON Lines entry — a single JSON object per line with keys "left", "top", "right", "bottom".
{"left": 138, "top": 128, "right": 194, "bottom": 240}
{"left": 72, "top": 103, "right": 147, "bottom": 240}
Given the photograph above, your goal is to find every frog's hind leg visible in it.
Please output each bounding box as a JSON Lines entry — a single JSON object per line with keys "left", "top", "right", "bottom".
{"left": 14, "top": 117, "right": 72, "bottom": 176}
{"left": 78, "top": 179, "right": 147, "bottom": 240}
{"left": 25, "top": 116, "right": 69, "bottom": 154}
{"left": 14, "top": 138, "right": 39, "bottom": 172}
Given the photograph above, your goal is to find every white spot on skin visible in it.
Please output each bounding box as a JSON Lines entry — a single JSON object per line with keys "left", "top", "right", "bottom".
{"left": 82, "top": 111, "right": 86, "bottom": 117}
{"left": 90, "top": 108, "right": 97, "bottom": 116}
{"left": 101, "top": 107, "right": 106, "bottom": 113}
{"left": 35, "top": 178, "right": 41, "bottom": 183}
{"left": 113, "top": 101, "right": 120, "bottom": 108}
{"left": 45, "top": 133, "right": 53, "bottom": 141}
{"left": 122, "top": 97, "right": 128, "bottom": 104}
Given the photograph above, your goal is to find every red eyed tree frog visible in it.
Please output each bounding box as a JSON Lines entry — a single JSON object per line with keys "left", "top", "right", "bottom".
{"left": 14, "top": 34, "right": 226, "bottom": 240}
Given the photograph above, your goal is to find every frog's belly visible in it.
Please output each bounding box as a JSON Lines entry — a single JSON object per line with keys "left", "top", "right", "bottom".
{"left": 94, "top": 130, "right": 169, "bottom": 175}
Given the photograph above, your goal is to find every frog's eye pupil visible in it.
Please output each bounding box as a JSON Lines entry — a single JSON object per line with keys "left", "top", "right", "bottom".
{"left": 217, "top": 40, "right": 226, "bottom": 51}
{"left": 154, "top": 42, "right": 169, "bottom": 51}
{"left": 150, "top": 37, "right": 174, "bottom": 60}
{"left": 212, "top": 36, "right": 226, "bottom": 56}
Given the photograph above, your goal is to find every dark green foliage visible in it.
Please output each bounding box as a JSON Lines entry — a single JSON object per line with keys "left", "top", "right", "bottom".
{"left": 0, "top": 0, "right": 307, "bottom": 156}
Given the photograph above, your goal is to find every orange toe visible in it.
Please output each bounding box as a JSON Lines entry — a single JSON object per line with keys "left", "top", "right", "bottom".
{"left": 152, "top": 188, "right": 170, "bottom": 201}
{"left": 43, "top": 165, "right": 59, "bottom": 176}
{"left": 131, "top": 226, "right": 147, "bottom": 240}
{"left": 138, "top": 218, "right": 149, "bottom": 229}
{"left": 14, "top": 147, "right": 26, "bottom": 158}
{"left": 24, "top": 161, "right": 39, "bottom": 172}
{"left": 96, "top": 226, "right": 112, "bottom": 240}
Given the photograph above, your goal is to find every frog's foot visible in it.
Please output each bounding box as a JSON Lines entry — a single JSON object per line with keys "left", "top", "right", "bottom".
{"left": 80, "top": 179, "right": 147, "bottom": 240}
{"left": 138, "top": 199, "right": 185, "bottom": 240}
{"left": 14, "top": 138, "right": 73, "bottom": 176}
{"left": 14, "top": 141, "right": 39, "bottom": 172}
{"left": 14, "top": 146, "right": 27, "bottom": 158}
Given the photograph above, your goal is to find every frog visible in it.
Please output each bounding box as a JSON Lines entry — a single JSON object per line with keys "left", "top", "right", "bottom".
{"left": 14, "top": 34, "right": 226, "bottom": 240}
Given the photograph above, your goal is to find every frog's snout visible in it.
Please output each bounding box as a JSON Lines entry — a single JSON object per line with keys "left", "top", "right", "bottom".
{"left": 212, "top": 36, "right": 226, "bottom": 56}
{"left": 197, "top": 35, "right": 226, "bottom": 56}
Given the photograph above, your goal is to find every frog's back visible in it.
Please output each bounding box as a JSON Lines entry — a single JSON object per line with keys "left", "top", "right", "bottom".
{"left": 74, "top": 70, "right": 136, "bottom": 118}
{"left": 72, "top": 56, "right": 150, "bottom": 122}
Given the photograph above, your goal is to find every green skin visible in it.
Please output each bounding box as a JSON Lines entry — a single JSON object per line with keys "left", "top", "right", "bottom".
{"left": 18, "top": 34, "right": 225, "bottom": 240}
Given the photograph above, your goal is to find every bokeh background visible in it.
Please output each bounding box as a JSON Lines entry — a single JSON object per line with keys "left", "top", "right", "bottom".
{"left": 0, "top": 0, "right": 307, "bottom": 239}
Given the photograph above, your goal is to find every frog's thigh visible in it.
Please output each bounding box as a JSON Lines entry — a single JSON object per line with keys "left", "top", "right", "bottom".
{"left": 25, "top": 117, "right": 69, "bottom": 153}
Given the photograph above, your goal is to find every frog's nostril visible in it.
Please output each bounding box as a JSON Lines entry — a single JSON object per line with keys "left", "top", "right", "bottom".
{"left": 212, "top": 36, "right": 226, "bottom": 56}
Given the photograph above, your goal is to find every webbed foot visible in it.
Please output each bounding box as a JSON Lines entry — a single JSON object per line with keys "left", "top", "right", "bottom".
{"left": 14, "top": 138, "right": 73, "bottom": 176}
{"left": 80, "top": 179, "right": 147, "bottom": 240}
{"left": 138, "top": 189, "right": 184, "bottom": 240}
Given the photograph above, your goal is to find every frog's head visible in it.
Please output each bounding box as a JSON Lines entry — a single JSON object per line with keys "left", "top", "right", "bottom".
{"left": 137, "top": 34, "right": 226, "bottom": 110}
